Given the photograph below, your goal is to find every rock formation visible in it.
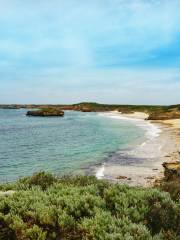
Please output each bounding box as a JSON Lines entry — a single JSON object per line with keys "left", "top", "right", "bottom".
{"left": 147, "top": 107, "right": 180, "bottom": 120}
{"left": 26, "top": 108, "right": 64, "bottom": 117}
{"left": 162, "top": 161, "right": 180, "bottom": 181}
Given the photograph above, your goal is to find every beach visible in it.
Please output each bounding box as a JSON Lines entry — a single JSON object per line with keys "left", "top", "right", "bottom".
{"left": 96, "top": 111, "right": 180, "bottom": 186}
{"left": 160, "top": 119, "right": 180, "bottom": 129}
{"left": 1, "top": 109, "right": 149, "bottom": 182}
{"left": 0, "top": 109, "right": 179, "bottom": 185}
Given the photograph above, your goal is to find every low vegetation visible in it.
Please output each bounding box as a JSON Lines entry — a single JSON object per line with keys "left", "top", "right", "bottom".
{"left": 73, "top": 102, "right": 166, "bottom": 113}
{"left": 0, "top": 172, "right": 179, "bottom": 240}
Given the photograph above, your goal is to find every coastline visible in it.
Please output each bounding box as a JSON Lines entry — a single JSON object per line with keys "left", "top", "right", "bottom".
{"left": 96, "top": 111, "right": 180, "bottom": 187}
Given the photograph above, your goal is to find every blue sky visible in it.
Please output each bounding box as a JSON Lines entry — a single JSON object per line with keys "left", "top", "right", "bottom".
{"left": 0, "top": 0, "right": 180, "bottom": 104}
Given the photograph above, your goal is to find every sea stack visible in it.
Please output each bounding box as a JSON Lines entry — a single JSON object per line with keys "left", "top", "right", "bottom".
{"left": 26, "top": 108, "right": 64, "bottom": 117}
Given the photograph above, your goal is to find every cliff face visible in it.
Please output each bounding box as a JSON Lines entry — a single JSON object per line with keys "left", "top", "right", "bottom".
{"left": 26, "top": 108, "right": 64, "bottom": 117}
{"left": 163, "top": 161, "right": 180, "bottom": 181}
{"left": 147, "top": 108, "right": 180, "bottom": 120}
{"left": 161, "top": 161, "right": 180, "bottom": 201}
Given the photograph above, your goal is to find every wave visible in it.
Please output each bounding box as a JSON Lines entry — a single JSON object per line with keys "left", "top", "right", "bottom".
{"left": 96, "top": 164, "right": 105, "bottom": 179}
{"left": 95, "top": 112, "right": 163, "bottom": 178}
{"left": 98, "top": 112, "right": 161, "bottom": 139}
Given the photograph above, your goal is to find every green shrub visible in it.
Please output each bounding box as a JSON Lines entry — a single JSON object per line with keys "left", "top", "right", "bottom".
{"left": 160, "top": 179, "right": 180, "bottom": 202}
{"left": 0, "top": 214, "right": 16, "bottom": 240}
{"left": 19, "top": 171, "right": 57, "bottom": 190}
{"left": 80, "top": 210, "right": 154, "bottom": 240}
{"left": 0, "top": 173, "right": 179, "bottom": 239}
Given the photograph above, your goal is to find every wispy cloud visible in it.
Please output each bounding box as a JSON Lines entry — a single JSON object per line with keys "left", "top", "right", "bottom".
{"left": 0, "top": 0, "right": 180, "bottom": 103}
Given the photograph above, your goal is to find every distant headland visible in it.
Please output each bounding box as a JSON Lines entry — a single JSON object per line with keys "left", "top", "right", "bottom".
{"left": 0, "top": 102, "right": 180, "bottom": 120}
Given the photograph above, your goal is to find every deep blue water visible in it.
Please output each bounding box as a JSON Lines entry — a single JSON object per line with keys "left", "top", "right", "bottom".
{"left": 0, "top": 109, "right": 145, "bottom": 182}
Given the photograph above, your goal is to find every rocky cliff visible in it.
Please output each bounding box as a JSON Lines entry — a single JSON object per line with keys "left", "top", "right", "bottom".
{"left": 162, "top": 161, "right": 180, "bottom": 181}
{"left": 148, "top": 109, "right": 180, "bottom": 120}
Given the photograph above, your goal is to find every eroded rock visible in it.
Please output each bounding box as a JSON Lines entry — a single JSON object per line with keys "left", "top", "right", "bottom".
{"left": 26, "top": 108, "right": 64, "bottom": 117}
{"left": 162, "top": 161, "right": 180, "bottom": 181}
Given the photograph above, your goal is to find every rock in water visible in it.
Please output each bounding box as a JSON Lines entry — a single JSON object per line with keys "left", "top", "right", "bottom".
{"left": 26, "top": 108, "right": 64, "bottom": 117}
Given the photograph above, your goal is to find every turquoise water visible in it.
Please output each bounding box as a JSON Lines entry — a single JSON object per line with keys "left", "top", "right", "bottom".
{"left": 0, "top": 109, "right": 145, "bottom": 182}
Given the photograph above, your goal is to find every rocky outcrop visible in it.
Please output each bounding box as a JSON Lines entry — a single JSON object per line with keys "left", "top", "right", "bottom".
{"left": 162, "top": 161, "right": 180, "bottom": 181}
{"left": 81, "top": 107, "right": 92, "bottom": 112}
{"left": 147, "top": 109, "right": 180, "bottom": 120}
{"left": 0, "top": 105, "right": 21, "bottom": 109}
{"left": 26, "top": 108, "right": 64, "bottom": 117}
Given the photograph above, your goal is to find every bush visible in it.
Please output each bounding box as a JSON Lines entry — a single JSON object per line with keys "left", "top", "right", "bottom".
{"left": 0, "top": 214, "right": 16, "bottom": 240}
{"left": 19, "top": 171, "right": 57, "bottom": 190}
{"left": 80, "top": 210, "right": 154, "bottom": 240}
{"left": 0, "top": 173, "right": 179, "bottom": 239}
{"left": 160, "top": 179, "right": 180, "bottom": 202}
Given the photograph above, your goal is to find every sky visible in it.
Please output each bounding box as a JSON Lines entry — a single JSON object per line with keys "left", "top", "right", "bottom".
{"left": 0, "top": 0, "right": 180, "bottom": 105}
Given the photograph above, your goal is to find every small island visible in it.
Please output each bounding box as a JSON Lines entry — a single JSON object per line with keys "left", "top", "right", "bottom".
{"left": 26, "top": 108, "right": 64, "bottom": 117}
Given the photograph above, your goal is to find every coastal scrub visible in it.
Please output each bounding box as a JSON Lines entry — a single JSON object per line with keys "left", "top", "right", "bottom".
{"left": 0, "top": 172, "right": 179, "bottom": 239}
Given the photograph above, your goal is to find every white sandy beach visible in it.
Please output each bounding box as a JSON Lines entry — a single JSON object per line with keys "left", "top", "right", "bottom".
{"left": 160, "top": 119, "right": 180, "bottom": 129}
{"left": 119, "top": 111, "right": 148, "bottom": 119}
{"left": 96, "top": 111, "right": 180, "bottom": 186}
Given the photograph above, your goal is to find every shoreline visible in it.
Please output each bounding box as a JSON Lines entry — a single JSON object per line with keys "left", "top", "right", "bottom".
{"left": 96, "top": 111, "right": 180, "bottom": 187}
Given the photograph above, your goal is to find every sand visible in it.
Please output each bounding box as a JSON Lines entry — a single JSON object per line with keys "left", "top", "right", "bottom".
{"left": 96, "top": 112, "right": 180, "bottom": 187}
{"left": 120, "top": 111, "right": 148, "bottom": 119}
{"left": 160, "top": 119, "right": 180, "bottom": 129}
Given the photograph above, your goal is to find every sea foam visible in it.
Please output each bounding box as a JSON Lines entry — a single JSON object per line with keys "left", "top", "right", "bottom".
{"left": 95, "top": 112, "right": 162, "bottom": 178}
{"left": 96, "top": 164, "right": 105, "bottom": 179}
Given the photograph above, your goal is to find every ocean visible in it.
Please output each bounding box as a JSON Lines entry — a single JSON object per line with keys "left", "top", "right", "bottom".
{"left": 0, "top": 109, "right": 160, "bottom": 182}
